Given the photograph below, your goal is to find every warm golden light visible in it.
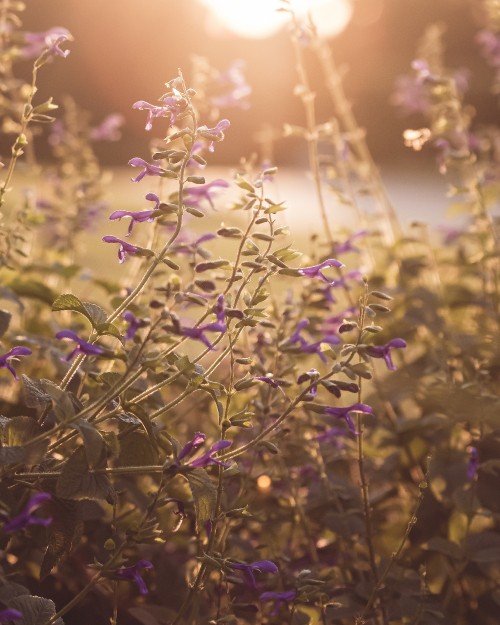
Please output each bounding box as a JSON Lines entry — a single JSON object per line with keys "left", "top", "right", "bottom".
{"left": 200, "top": 0, "right": 352, "bottom": 39}
{"left": 257, "top": 474, "right": 272, "bottom": 490}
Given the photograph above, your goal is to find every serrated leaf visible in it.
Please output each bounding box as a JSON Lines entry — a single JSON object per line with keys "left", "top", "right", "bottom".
{"left": 72, "top": 420, "right": 106, "bottom": 469}
{"left": 52, "top": 294, "right": 108, "bottom": 330}
{"left": 40, "top": 498, "right": 84, "bottom": 579}
{"left": 22, "top": 376, "right": 52, "bottom": 409}
{"left": 116, "top": 432, "right": 158, "bottom": 467}
{"left": 95, "top": 322, "right": 123, "bottom": 342}
{"left": 39, "top": 382, "right": 76, "bottom": 423}
{"left": 186, "top": 468, "right": 217, "bottom": 532}
{"left": 9, "top": 594, "right": 64, "bottom": 625}
{"left": 0, "top": 309, "right": 11, "bottom": 338}
{"left": 0, "top": 416, "right": 47, "bottom": 465}
{"left": 56, "top": 447, "right": 116, "bottom": 503}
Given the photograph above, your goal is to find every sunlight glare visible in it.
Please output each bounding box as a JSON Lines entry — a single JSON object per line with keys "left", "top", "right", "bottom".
{"left": 200, "top": 0, "right": 353, "bottom": 39}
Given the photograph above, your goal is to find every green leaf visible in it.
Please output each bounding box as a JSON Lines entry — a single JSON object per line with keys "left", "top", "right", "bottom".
{"left": 9, "top": 594, "right": 64, "bottom": 625}
{"left": 52, "top": 294, "right": 108, "bottom": 329}
{"left": 0, "top": 416, "right": 47, "bottom": 465}
{"left": 195, "top": 260, "right": 230, "bottom": 273}
{"left": 123, "top": 403, "right": 158, "bottom": 451}
{"left": 0, "top": 309, "right": 11, "bottom": 338}
{"left": 39, "top": 382, "right": 76, "bottom": 423}
{"left": 116, "top": 432, "right": 158, "bottom": 467}
{"left": 186, "top": 468, "right": 217, "bottom": 533}
{"left": 95, "top": 322, "right": 123, "bottom": 342}
{"left": 8, "top": 278, "right": 56, "bottom": 305}
{"left": 72, "top": 420, "right": 106, "bottom": 469}
{"left": 56, "top": 447, "right": 116, "bottom": 503}
{"left": 40, "top": 498, "right": 84, "bottom": 579}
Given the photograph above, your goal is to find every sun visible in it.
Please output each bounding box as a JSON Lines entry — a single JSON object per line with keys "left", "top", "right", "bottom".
{"left": 200, "top": 0, "right": 353, "bottom": 39}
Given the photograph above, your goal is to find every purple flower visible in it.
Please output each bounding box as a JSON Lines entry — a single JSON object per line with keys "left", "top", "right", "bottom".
{"left": 115, "top": 560, "right": 154, "bottom": 595}
{"left": 210, "top": 60, "right": 251, "bottom": 110}
{"left": 316, "top": 426, "right": 350, "bottom": 448}
{"left": 177, "top": 432, "right": 207, "bottom": 462}
{"left": 255, "top": 375, "right": 283, "bottom": 388}
{"left": 366, "top": 338, "right": 407, "bottom": 371}
{"left": 189, "top": 439, "right": 232, "bottom": 468}
{"left": 228, "top": 559, "right": 279, "bottom": 589}
{"left": 109, "top": 193, "right": 160, "bottom": 235}
{"left": 2, "top": 493, "right": 52, "bottom": 533}
{"left": 467, "top": 446, "right": 479, "bottom": 480}
{"left": 128, "top": 157, "right": 164, "bottom": 183}
{"left": 391, "top": 74, "right": 429, "bottom": 115}
{"left": 260, "top": 590, "right": 297, "bottom": 615}
{"left": 102, "top": 235, "right": 140, "bottom": 263}
{"left": 177, "top": 432, "right": 232, "bottom": 469}
{"left": 214, "top": 294, "right": 226, "bottom": 324}
{"left": 287, "top": 319, "right": 340, "bottom": 362}
{"left": 173, "top": 232, "right": 217, "bottom": 255}
{"left": 333, "top": 230, "right": 368, "bottom": 255}
{"left": 55, "top": 330, "right": 104, "bottom": 361}
{"left": 324, "top": 403, "right": 373, "bottom": 435}
{"left": 297, "top": 259, "right": 344, "bottom": 285}
{"left": 133, "top": 90, "right": 187, "bottom": 131}
{"left": 0, "top": 346, "right": 32, "bottom": 380}
{"left": 20, "top": 27, "right": 72, "bottom": 60}
{"left": 330, "top": 270, "right": 363, "bottom": 290}
{"left": 477, "top": 29, "right": 500, "bottom": 68}
{"left": 123, "top": 310, "right": 142, "bottom": 340}
{"left": 0, "top": 609, "right": 23, "bottom": 623}
{"left": 178, "top": 322, "right": 226, "bottom": 350}
{"left": 90, "top": 113, "right": 124, "bottom": 141}
{"left": 183, "top": 179, "right": 229, "bottom": 210}
{"left": 197, "top": 119, "right": 230, "bottom": 152}
{"left": 132, "top": 101, "right": 171, "bottom": 131}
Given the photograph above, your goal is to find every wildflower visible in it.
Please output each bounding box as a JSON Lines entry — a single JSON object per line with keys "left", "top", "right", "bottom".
{"left": 90, "top": 113, "right": 124, "bottom": 141}
{"left": 109, "top": 193, "right": 160, "bottom": 235}
{"left": 2, "top": 493, "right": 52, "bottom": 533}
{"left": 0, "top": 609, "right": 22, "bottom": 623}
{"left": 333, "top": 230, "right": 368, "bottom": 255}
{"left": 173, "top": 232, "right": 217, "bottom": 255}
{"left": 123, "top": 310, "right": 142, "bottom": 340}
{"left": 20, "top": 27, "right": 72, "bottom": 60}
{"left": 176, "top": 320, "right": 226, "bottom": 350}
{"left": 102, "top": 235, "right": 140, "bottom": 263}
{"left": 183, "top": 179, "right": 229, "bottom": 210}
{"left": 366, "top": 338, "right": 407, "bottom": 371}
{"left": 188, "top": 439, "right": 232, "bottom": 468}
{"left": 128, "top": 157, "right": 164, "bottom": 183}
{"left": 316, "top": 426, "right": 350, "bottom": 447}
{"left": 228, "top": 559, "right": 279, "bottom": 589}
{"left": 132, "top": 101, "right": 172, "bottom": 131}
{"left": 287, "top": 319, "right": 340, "bottom": 362}
{"left": 477, "top": 29, "right": 500, "bottom": 68}
{"left": 55, "top": 330, "right": 104, "bottom": 361}
{"left": 260, "top": 590, "right": 297, "bottom": 615}
{"left": 391, "top": 74, "right": 429, "bottom": 115}
{"left": 297, "top": 368, "right": 320, "bottom": 395}
{"left": 211, "top": 60, "right": 251, "bottom": 110}
{"left": 177, "top": 432, "right": 231, "bottom": 468}
{"left": 467, "top": 446, "right": 479, "bottom": 480}
{"left": 214, "top": 294, "right": 226, "bottom": 324}
{"left": 197, "top": 119, "right": 230, "bottom": 152}
{"left": 330, "top": 270, "right": 363, "bottom": 290}
{"left": 0, "top": 346, "right": 32, "bottom": 380}
{"left": 115, "top": 560, "right": 154, "bottom": 595}
{"left": 255, "top": 375, "right": 283, "bottom": 388}
{"left": 297, "top": 259, "right": 344, "bottom": 285}
{"left": 324, "top": 403, "right": 373, "bottom": 435}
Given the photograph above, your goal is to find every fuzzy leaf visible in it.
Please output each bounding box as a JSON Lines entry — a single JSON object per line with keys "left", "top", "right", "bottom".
{"left": 186, "top": 468, "right": 217, "bottom": 533}
{"left": 52, "top": 294, "right": 107, "bottom": 329}
{"left": 0, "top": 416, "right": 47, "bottom": 465}
{"left": 21, "top": 376, "right": 52, "bottom": 409}
{"left": 116, "top": 432, "right": 158, "bottom": 467}
{"left": 8, "top": 595, "right": 64, "bottom": 625}
{"left": 40, "top": 498, "right": 84, "bottom": 579}
{"left": 56, "top": 447, "right": 116, "bottom": 503}
{"left": 72, "top": 420, "right": 106, "bottom": 469}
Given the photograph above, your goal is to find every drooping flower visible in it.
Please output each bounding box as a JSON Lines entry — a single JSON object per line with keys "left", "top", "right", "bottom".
{"left": 183, "top": 179, "right": 229, "bottom": 210}
{"left": 128, "top": 157, "right": 164, "bottom": 183}
{"left": 254, "top": 375, "right": 283, "bottom": 388}
{"left": 2, "top": 493, "right": 52, "bottom": 533}
{"left": 123, "top": 310, "right": 142, "bottom": 340}
{"left": 287, "top": 319, "right": 340, "bottom": 362}
{"left": 188, "top": 439, "right": 232, "bottom": 468}
{"left": 90, "top": 113, "right": 124, "bottom": 141}
{"left": 55, "top": 330, "right": 104, "bottom": 361}
{"left": 109, "top": 193, "right": 160, "bottom": 235}
{"left": 228, "top": 559, "right": 279, "bottom": 589}
{"left": 197, "top": 119, "right": 230, "bottom": 152}
{"left": 260, "top": 590, "right": 297, "bottom": 615}
{"left": 467, "top": 446, "right": 479, "bottom": 480}
{"left": 20, "top": 27, "right": 72, "bottom": 60}
{"left": 297, "top": 259, "right": 344, "bottom": 285}
{"left": 132, "top": 101, "right": 171, "bottom": 131}
{"left": 177, "top": 432, "right": 207, "bottom": 462}
{"left": 0, "top": 609, "right": 23, "bottom": 623}
{"left": 0, "top": 346, "right": 32, "bottom": 380}
{"left": 333, "top": 230, "right": 368, "bottom": 255}
{"left": 115, "top": 560, "right": 154, "bottom": 595}
{"left": 176, "top": 320, "right": 226, "bottom": 350}
{"left": 133, "top": 89, "right": 188, "bottom": 131}
{"left": 324, "top": 403, "right": 373, "bottom": 435}
{"left": 210, "top": 60, "right": 251, "bottom": 110}
{"left": 102, "top": 235, "right": 140, "bottom": 263}
{"left": 365, "top": 338, "right": 407, "bottom": 371}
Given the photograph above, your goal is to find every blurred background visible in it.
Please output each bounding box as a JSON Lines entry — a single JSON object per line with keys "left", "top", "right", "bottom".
{"left": 21, "top": 0, "right": 495, "bottom": 167}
